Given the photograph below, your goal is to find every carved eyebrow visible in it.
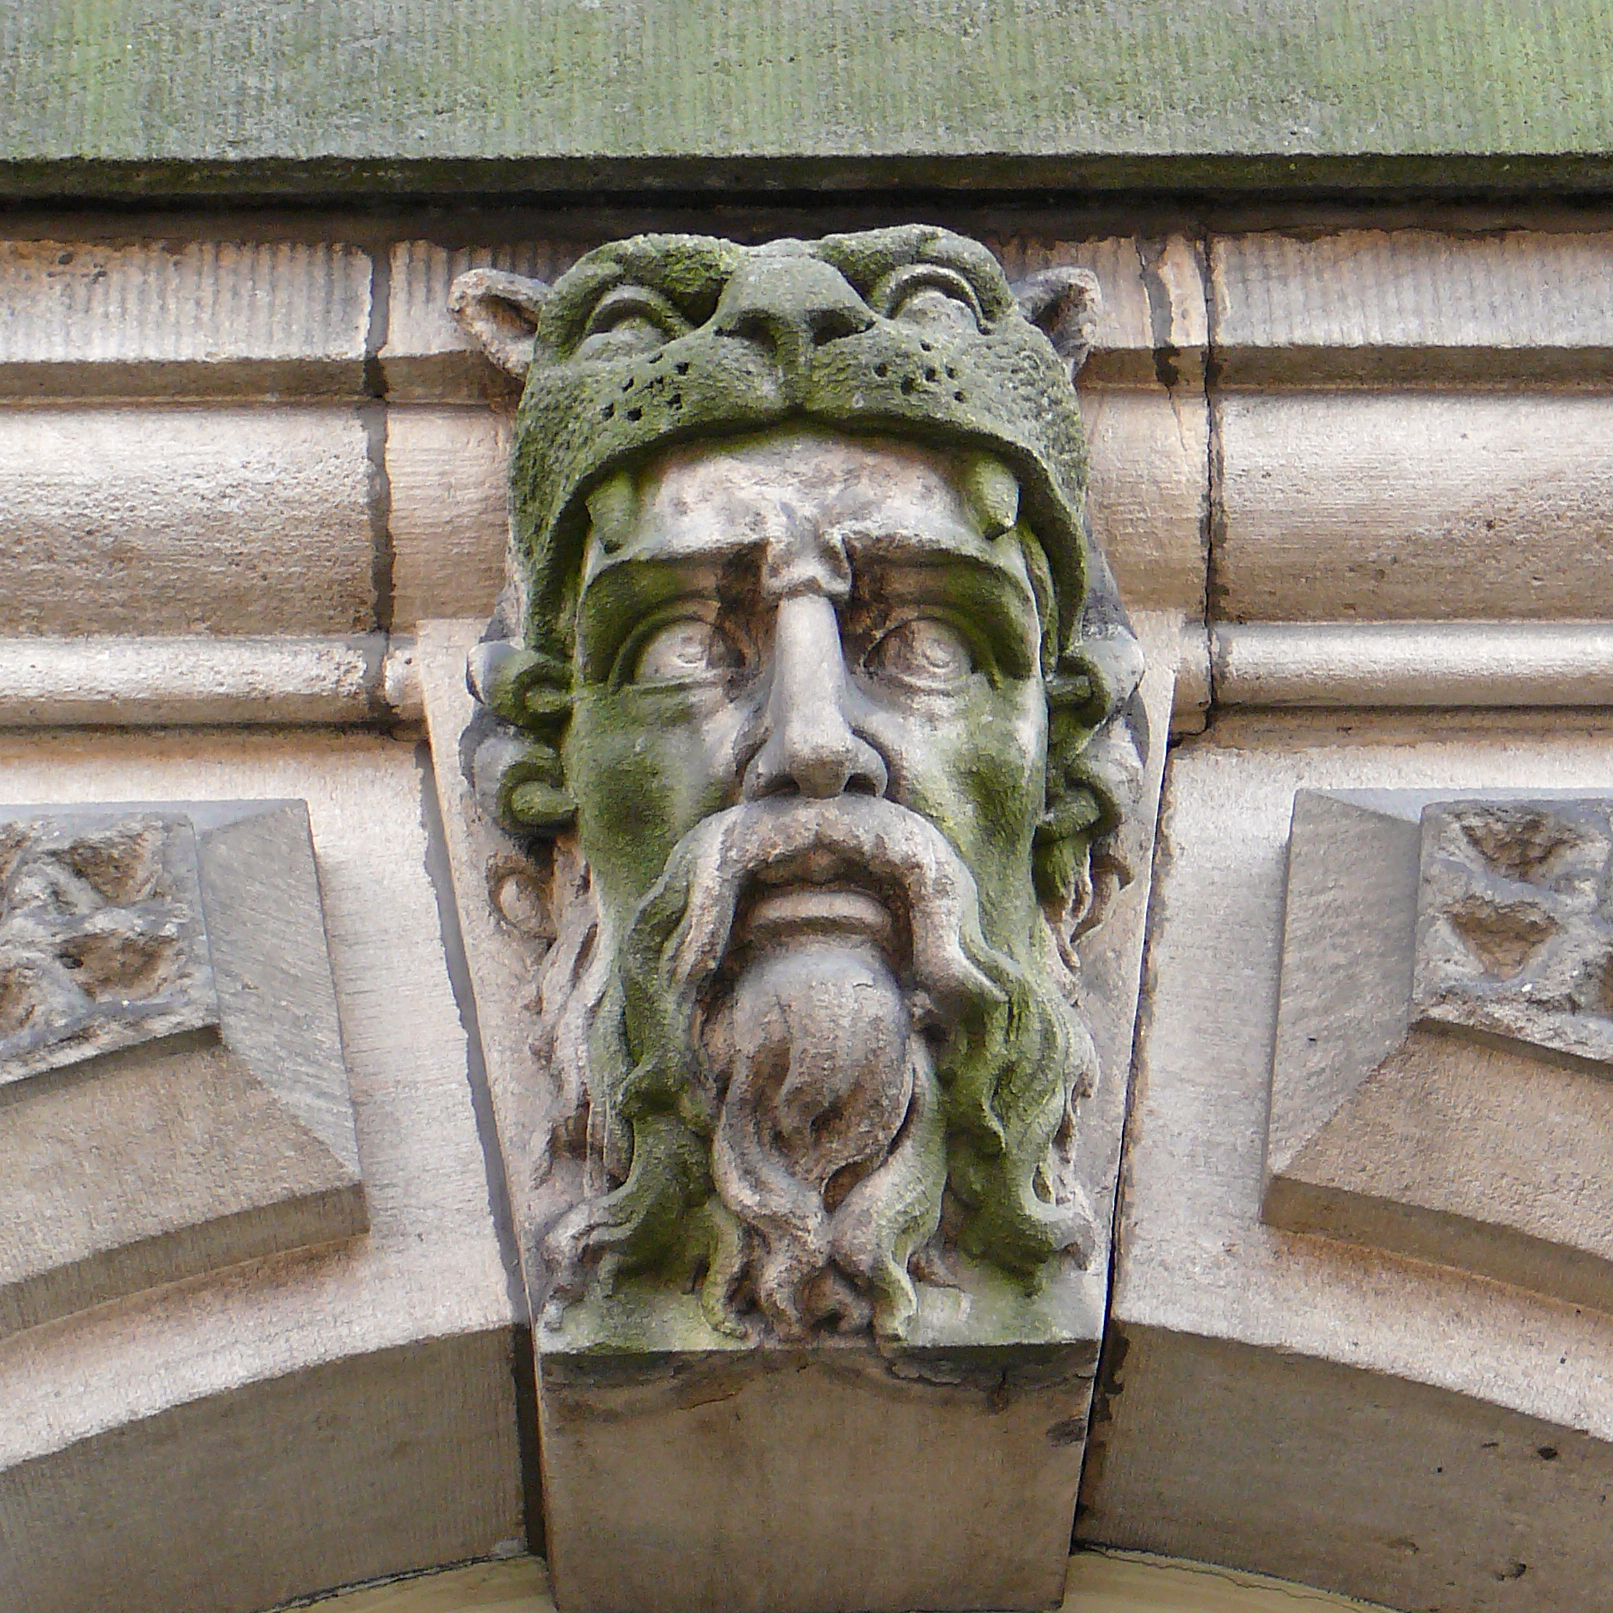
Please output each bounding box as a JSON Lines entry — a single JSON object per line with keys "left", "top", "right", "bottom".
{"left": 836, "top": 535, "right": 1042, "bottom": 678}
{"left": 836, "top": 525, "right": 1040, "bottom": 605}
{"left": 575, "top": 524, "right": 1041, "bottom": 679}
{"left": 574, "top": 558, "right": 729, "bottom": 682}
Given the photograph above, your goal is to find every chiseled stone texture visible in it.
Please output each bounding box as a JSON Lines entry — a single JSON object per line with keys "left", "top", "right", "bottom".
{"left": 0, "top": 731, "right": 522, "bottom": 1613}
{"left": 1080, "top": 383, "right": 1207, "bottom": 615}
{"left": 1078, "top": 710, "right": 1613, "bottom": 1612}
{"left": 0, "top": 406, "right": 377, "bottom": 635}
{"left": 0, "top": 811, "right": 216, "bottom": 1084}
{"left": 0, "top": 238, "right": 372, "bottom": 397}
{"left": 1214, "top": 391, "right": 1613, "bottom": 623}
{"left": 1213, "top": 228, "right": 1613, "bottom": 383}
{"left": 1415, "top": 797, "right": 1613, "bottom": 1060}
{"left": 387, "top": 407, "right": 512, "bottom": 630}
{"left": 6, "top": 0, "right": 1613, "bottom": 193}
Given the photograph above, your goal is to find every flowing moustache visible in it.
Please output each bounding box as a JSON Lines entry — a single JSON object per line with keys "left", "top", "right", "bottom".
{"left": 537, "top": 795, "right": 1098, "bottom": 1342}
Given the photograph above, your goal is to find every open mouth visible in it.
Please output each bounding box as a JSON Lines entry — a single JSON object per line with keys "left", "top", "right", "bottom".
{"left": 734, "top": 848, "right": 897, "bottom": 950}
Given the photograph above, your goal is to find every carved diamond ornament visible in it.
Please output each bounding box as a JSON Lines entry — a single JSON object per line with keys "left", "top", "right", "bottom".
{"left": 0, "top": 813, "right": 217, "bottom": 1086}
{"left": 1267, "top": 791, "right": 1613, "bottom": 1312}
{"left": 0, "top": 801, "right": 365, "bottom": 1338}
{"left": 1414, "top": 798, "right": 1613, "bottom": 1066}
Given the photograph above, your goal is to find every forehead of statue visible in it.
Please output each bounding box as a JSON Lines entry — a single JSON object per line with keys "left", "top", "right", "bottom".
{"left": 578, "top": 429, "right": 1030, "bottom": 601}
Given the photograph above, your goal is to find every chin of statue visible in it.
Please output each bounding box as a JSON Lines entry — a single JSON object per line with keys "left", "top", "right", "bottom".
{"left": 533, "top": 795, "right": 1099, "bottom": 1345}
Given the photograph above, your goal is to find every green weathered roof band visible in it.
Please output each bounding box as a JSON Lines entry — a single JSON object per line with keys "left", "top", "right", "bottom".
{"left": 6, "top": 0, "right": 1613, "bottom": 197}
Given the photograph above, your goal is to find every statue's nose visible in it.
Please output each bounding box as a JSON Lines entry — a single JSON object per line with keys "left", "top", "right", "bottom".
{"left": 712, "top": 256, "right": 875, "bottom": 372}
{"left": 743, "top": 594, "right": 888, "bottom": 802}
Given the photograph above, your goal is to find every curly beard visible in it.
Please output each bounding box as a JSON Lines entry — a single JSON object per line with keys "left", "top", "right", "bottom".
{"left": 529, "top": 796, "right": 1098, "bottom": 1344}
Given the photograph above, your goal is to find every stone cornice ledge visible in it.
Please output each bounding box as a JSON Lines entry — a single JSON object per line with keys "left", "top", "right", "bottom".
{"left": 1214, "top": 622, "right": 1613, "bottom": 709}
{"left": 4, "top": 0, "right": 1613, "bottom": 199}
{"left": 0, "top": 635, "right": 424, "bottom": 726}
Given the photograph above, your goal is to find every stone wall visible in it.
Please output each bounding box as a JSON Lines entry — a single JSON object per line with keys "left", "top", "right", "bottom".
{"left": 5, "top": 209, "right": 1613, "bottom": 1612}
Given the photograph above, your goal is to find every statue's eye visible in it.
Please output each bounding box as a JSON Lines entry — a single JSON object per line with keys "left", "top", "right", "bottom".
{"left": 874, "top": 265, "right": 987, "bottom": 336}
{"left": 629, "top": 618, "right": 739, "bottom": 684}
{"left": 575, "top": 285, "right": 691, "bottom": 360}
{"left": 864, "top": 618, "right": 975, "bottom": 689}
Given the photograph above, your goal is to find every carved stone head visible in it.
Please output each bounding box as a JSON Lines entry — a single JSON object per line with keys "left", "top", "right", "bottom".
{"left": 453, "top": 227, "right": 1145, "bottom": 1344}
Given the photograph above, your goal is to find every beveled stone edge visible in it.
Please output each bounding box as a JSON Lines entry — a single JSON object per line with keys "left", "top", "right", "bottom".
{"left": 1214, "top": 622, "right": 1613, "bottom": 709}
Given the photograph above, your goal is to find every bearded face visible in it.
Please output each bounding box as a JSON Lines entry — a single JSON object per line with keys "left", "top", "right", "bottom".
{"left": 525, "top": 427, "right": 1102, "bottom": 1343}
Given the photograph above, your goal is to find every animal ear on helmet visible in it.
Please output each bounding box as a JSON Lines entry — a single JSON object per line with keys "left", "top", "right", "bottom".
{"left": 449, "top": 268, "right": 550, "bottom": 377}
{"left": 1013, "top": 266, "right": 1102, "bottom": 379}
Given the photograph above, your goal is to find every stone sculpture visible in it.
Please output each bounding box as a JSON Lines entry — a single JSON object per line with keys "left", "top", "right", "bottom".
{"left": 450, "top": 227, "right": 1147, "bottom": 1349}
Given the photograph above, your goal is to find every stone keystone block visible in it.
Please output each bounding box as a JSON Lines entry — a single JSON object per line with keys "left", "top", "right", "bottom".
{"left": 1266, "top": 790, "right": 1613, "bottom": 1313}
{"left": 421, "top": 222, "right": 1174, "bottom": 1613}
{"left": 0, "top": 800, "right": 366, "bottom": 1338}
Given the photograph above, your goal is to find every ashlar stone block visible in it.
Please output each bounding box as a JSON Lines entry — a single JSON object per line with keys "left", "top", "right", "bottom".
{"left": 0, "top": 799, "right": 365, "bottom": 1338}
{"left": 1266, "top": 790, "right": 1613, "bottom": 1314}
{"left": 1214, "top": 391, "right": 1613, "bottom": 623}
{"left": 0, "top": 405, "right": 376, "bottom": 636}
{"left": 387, "top": 406, "right": 512, "bottom": 630}
{"left": 1079, "top": 712, "right": 1613, "bottom": 1612}
{"left": 1212, "top": 229, "right": 1613, "bottom": 384}
{"left": 0, "top": 238, "right": 372, "bottom": 399}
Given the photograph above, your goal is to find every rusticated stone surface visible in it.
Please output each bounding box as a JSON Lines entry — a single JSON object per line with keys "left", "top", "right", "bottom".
{"left": 1415, "top": 798, "right": 1613, "bottom": 1066}
{"left": 1261, "top": 790, "right": 1613, "bottom": 1316}
{"left": 0, "top": 812, "right": 217, "bottom": 1086}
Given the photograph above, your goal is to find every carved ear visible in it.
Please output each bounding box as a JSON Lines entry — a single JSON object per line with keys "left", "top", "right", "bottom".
{"left": 1013, "top": 267, "right": 1102, "bottom": 379}
{"left": 448, "top": 268, "right": 550, "bottom": 377}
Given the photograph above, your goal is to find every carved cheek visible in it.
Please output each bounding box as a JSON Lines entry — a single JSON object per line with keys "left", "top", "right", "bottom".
{"left": 565, "top": 690, "right": 735, "bottom": 898}
{"left": 873, "top": 680, "right": 1041, "bottom": 811}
